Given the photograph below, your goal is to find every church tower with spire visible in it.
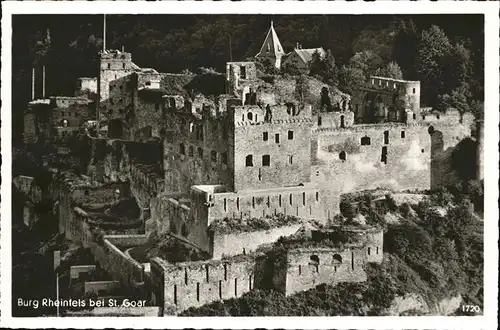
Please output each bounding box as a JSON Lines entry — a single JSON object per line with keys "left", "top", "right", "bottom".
{"left": 255, "top": 21, "right": 286, "bottom": 69}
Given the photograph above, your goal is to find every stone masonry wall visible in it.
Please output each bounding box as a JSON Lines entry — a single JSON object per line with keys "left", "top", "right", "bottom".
{"left": 163, "top": 110, "right": 234, "bottom": 194}
{"left": 152, "top": 256, "right": 257, "bottom": 315}
{"left": 232, "top": 104, "right": 313, "bottom": 191}
{"left": 313, "top": 123, "right": 432, "bottom": 193}
{"left": 283, "top": 247, "right": 367, "bottom": 296}
{"left": 210, "top": 224, "right": 303, "bottom": 260}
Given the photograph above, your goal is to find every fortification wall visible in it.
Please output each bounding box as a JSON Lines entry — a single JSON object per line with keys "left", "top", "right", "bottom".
{"left": 207, "top": 186, "right": 338, "bottom": 222}
{"left": 132, "top": 96, "right": 164, "bottom": 142}
{"left": 232, "top": 105, "right": 313, "bottom": 191}
{"left": 313, "top": 123, "right": 432, "bottom": 192}
{"left": 163, "top": 111, "right": 234, "bottom": 194}
{"left": 90, "top": 237, "right": 145, "bottom": 287}
{"left": 50, "top": 97, "right": 92, "bottom": 129}
{"left": 106, "top": 234, "right": 148, "bottom": 248}
{"left": 283, "top": 247, "right": 367, "bottom": 296}
{"left": 211, "top": 224, "right": 303, "bottom": 260}
{"left": 152, "top": 256, "right": 257, "bottom": 314}
{"left": 314, "top": 111, "right": 355, "bottom": 129}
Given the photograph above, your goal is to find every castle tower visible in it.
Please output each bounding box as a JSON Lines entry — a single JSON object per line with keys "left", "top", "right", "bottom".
{"left": 255, "top": 21, "right": 286, "bottom": 69}
{"left": 475, "top": 119, "right": 484, "bottom": 180}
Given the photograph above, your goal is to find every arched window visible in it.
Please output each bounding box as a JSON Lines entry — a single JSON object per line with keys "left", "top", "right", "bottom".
{"left": 318, "top": 116, "right": 322, "bottom": 126}
{"left": 339, "top": 151, "right": 346, "bottom": 161}
{"left": 360, "top": 136, "right": 371, "bottom": 146}
{"left": 340, "top": 115, "right": 345, "bottom": 128}
{"left": 247, "top": 112, "right": 253, "bottom": 121}
{"left": 309, "top": 255, "right": 320, "bottom": 272}
{"left": 245, "top": 155, "right": 253, "bottom": 167}
{"left": 332, "top": 254, "right": 342, "bottom": 264}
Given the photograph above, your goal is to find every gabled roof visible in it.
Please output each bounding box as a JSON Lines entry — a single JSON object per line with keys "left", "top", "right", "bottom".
{"left": 292, "top": 47, "right": 326, "bottom": 64}
{"left": 255, "top": 21, "right": 286, "bottom": 58}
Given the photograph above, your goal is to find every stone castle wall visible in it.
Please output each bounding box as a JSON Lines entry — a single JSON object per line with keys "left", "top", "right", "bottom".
{"left": 283, "top": 246, "right": 368, "bottom": 296}
{"left": 163, "top": 110, "right": 234, "bottom": 195}
{"left": 210, "top": 224, "right": 303, "bottom": 260}
{"left": 151, "top": 256, "right": 257, "bottom": 315}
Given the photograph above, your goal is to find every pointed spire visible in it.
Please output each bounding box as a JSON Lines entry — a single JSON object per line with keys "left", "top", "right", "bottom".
{"left": 255, "top": 20, "right": 285, "bottom": 69}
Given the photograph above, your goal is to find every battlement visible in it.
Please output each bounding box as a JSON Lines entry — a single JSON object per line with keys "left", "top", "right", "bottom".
{"left": 151, "top": 254, "right": 257, "bottom": 314}
{"left": 50, "top": 96, "right": 93, "bottom": 108}
{"left": 100, "top": 50, "right": 132, "bottom": 61}
{"left": 315, "top": 111, "right": 355, "bottom": 129}
{"left": 368, "top": 76, "right": 420, "bottom": 93}
{"left": 231, "top": 103, "right": 313, "bottom": 126}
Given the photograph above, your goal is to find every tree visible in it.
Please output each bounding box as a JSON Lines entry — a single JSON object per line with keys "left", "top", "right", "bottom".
{"left": 416, "top": 25, "right": 452, "bottom": 106}
{"left": 374, "top": 61, "right": 403, "bottom": 80}
{"left": 338, "top": 65, "right": 365, "bottom": 95}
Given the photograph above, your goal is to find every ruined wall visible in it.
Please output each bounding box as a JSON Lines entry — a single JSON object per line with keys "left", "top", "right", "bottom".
{"left": 211, "top": 224, "right": 303, "bottom": 260}
{"left": 152, "top": 256, "right": 257, "bottom": 314}
{"left": 313, "top": 123, "right": 432, "bottom": 193}
{"left": 163, "top": 110, "right": 234, "bottom": 195}
{"left": 132, "top": 94, "right": 164, "bottom": 142}
{"left": 50, "top": 97, "right": 93, "bottom": 129}
{"left": 76, "top": 77, "right": 98, "bottom": 97}
{"left": 283, "top": 247, "right": 367, "bottom": 296}
{"left": 351, "top": 77, "right": 420, "bottom": 124}
{"left": 232, "top": 104, "right": 313, "bottom": 191}
{"left": 89, "top": 237, "right": 145, "bottom": 286}
{"left": 207, "top": 185, "right": 338, "bottom": 222}
{"left": 315, "top": 111, "right": 355, "bottom": 129}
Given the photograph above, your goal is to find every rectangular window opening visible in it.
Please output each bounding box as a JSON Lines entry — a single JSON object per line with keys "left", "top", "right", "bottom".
{"left": 288, "top": 130, "right": 294, "bottom": 140}
{"left": 275, "top": 133, "right": 280, "bottom": 144}
{"left": 263, "top": 132, "right": 268, "bottom": 141}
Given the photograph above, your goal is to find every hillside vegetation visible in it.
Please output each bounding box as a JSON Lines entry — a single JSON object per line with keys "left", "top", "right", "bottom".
{"left": 181, "top": 181, "right": 483, "bottom": 316}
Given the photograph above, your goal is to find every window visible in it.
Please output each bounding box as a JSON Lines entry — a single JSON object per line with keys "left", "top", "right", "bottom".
{"left": 179, "top": 143, "right": 185, "bottom": 155}
{"left": 401, "top": 131, "right": 406, "bottom": 138}
{"left": 368, "top": 247, "right": 371, "bottom": 256}
{"left": 315, "top": 192, "right": 319, "bottom": 202}
{"left": 198, "top": 147, "right": 203, "bottom": 158}
{"left": 332, "top": 254, "right": 342, "bottom": 264}
{"left": 288, "top": 130, "right": 294, "bottom": 140}
{"left": 267, "top": 43, "right": 271, "bottom": 52}
{"left": 275, "top": 133, "right": 280, "bottom": 144}
{"left": 413, "top": 88, "right": 416, "bottom": 94}
{"left": 222, "top": 152, "right": 228, "bottom": 165}
{"left": 263, "top": 132, "right": 268, "bottom": 141}
{"left": 262, "top": 155, "right": 270, "bottom": 166}
{"left": 245, "top": 155, "right": 253, "bottom": 167}
{"left": 241, "top": 66, "right": 247, "bottom": 79}
{"left": 122, "top": 63, "right": 126, "bottom": 69}
{"left": 224, "top": 264, "right": 228, "bottom": 281}
{"left": 196, "top": 282, "right": 200, "bottom": 301}
{"left": 413, "top": 113, "right": 417, "bottom": 120}
{"left": 302, "top": 192, "right": 306, "bottom": 206}
{"left": 381, "top": 146, "right": 388, "bottom": 164}
{"left": 340, "top": 115, "right": 345, "bottom": 128}
{"left": 289, "top": 194, "right": 293, "bottom": 205}
{"left": 288, "top": 155, "right": 293, "bottom": 164}
{"left": 339, "top": 151, "right": 346, "bottom": 161}
{"left": 421, "top": 149, "right": 425, "bottom": 153}
{"left": 309, "top": 255, "right": 320, "bottom": 272}
{"left": 247, "top": 112, "right": 253, "bottom": 121}
{"left": 206, "top": 265, "right": 210, "bottom": 282}
{"left": 211, "top": 150, "right": 217, "bottom": 163}
{"left": 383, "top": 130, "right": 389, "bottom": 144}
{"left": 318, "top": 116, "right": 322, "bottom": 126}
{"left": 360, "top": 136, "right": 371, "bottom": 146}
{"left": 184, "top": 269, "right": 188, "bottom": 285}
{"left": 107, "top": 63, "right": 111, "bottom": 69}
{"left": 188, "top": 146, "right": 194, "bottom": 157}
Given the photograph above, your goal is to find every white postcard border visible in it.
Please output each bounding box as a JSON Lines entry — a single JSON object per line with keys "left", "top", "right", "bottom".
{"left": 1, "top": 1, "right": 498, "bottom": 329}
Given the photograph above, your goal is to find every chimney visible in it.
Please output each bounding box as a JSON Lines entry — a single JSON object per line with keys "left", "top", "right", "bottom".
{"left": 42, "top": 65, "right": 46, "bottom": 98}
{"left": 31, "top": 67, "right": 35, "bottom": 100}
{"left": 122, "top": 45, "right": 124, "bottom": 52}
